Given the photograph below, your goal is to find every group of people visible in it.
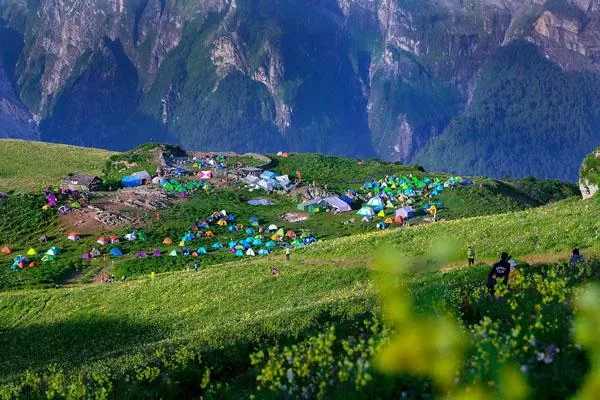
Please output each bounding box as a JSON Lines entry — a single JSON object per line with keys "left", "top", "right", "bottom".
{"left": 467, "top": 246, "right": 585, "bottom": 296}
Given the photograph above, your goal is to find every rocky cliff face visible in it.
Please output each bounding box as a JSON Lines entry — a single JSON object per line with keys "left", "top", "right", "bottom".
{"left": 1, "top": 0, "right": 600, "bottom": 179}
{"left": 579, "top": 147, "right": 600, "bottom": 199}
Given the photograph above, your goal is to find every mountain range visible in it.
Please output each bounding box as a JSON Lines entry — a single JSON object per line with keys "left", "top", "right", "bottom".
{"left": 1, "top": 0, "right": 600, "bottom": 181}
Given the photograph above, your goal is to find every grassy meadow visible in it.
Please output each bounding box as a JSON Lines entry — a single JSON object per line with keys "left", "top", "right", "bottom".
{"left": 0, "top": 140, "right": 115, "bottom": 193}
{"left": 0, "top": 141, "right": 597, "bottom": 399}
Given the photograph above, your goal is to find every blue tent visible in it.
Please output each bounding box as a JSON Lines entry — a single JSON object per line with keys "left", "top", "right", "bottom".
{"left": 252, "top": 239, "right": 263, "bottom": 246}
{"left": 245, "top": 228, "right": 255, "bottom": 234}
{"left": 212, "top": 242, "right": 223, "bottom": 249}
{"left": 182, "top": 232, "right": 195, "bottom": 242}
{"left": 265, "top": 241, "right": 276, "bottom": 248}
{"left": 260, "top": 171, "right": 277, "bottom": 180}
{"left": 227, "top": 214, "right": 235, "bottom": 222}
{"left": 258, "top": 249, "right": 270, "bottom": 256}
{"left": 235, "top": 250, "right": 244, "bottom": 257}
{"left": 121, "top": 175, "right": 142, "bottom": 187}
{"left": 198, "top": 247, "right": 207, "bottom": 254}
{"left": 109, "top": 248, "right": 123, "bottom": 257}
{"left": 228, "top": 241, "right": 237, "bottom": 248}
{"left": 245, "top": 237, "right": 254, "bottom": 244}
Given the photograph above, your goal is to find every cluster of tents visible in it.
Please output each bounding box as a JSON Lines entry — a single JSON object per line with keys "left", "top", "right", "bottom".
{"left": 352, "top": 175, "right": 472, "bottom": 226}
{"left": 42, "top": 188, "right": 85, "bottom": 214}
{"left": 159, "top": 179, "right": 212, "bottom": 197}
{"left": 7, "top": 246, "right": 61, "bottom": 269}
{"left": 160, "top": 211, "right": 317, "bottom": 259}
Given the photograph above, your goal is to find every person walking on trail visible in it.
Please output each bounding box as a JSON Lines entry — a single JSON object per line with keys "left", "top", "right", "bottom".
{"left": 487, "top": 252, "right": 511, "bottom": 296}
{"left": 285, "top": 247, "right": 291, "bottom": 261}
{"left": 194, "top": 262, "right": 199, "bottom": 272}
{"left": 467, "top": 246, "right": 475, "bottom": 266}
{"left": 570, "top": 248, "right": 584, "bottom": 266}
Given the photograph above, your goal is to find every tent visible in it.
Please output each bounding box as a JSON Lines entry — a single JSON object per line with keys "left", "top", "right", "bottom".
{"left": 168, "top": 249, "right": 178, "bottom": 257}
{"left": 41, "top": 255, "right": 54, "bottom": 262}
{"left": 245, "top": 228, "right": 255, "bottom": 235}
{"left": 199, "top": 171, "right": 212, "bottom": 179}
{"left": 217, "top": 219, "right": 227, "bottom": 227}
{"left": 361, "top": 216, "right": 372, "bottom": 223}
{"left": 252, "top": 239, "right": 263, "bottom": 246}
{"left": 235, "top": 250, "right": 244, "bottom": 257}
{"left": 132, "top": 171, "right": 152, "bottom": 184}
{"left": 394, "top": 215, "right": 404, "bottom": 223}
{"left": 292, "top": 239, "right": 303, "bottom": 247}
{"left": 82, "top": 253, "right": 92, "bottom": 260}
{"left": 322, "top": 196, "right": 352, "bottom": 213}
{"left": 285, "top": 231, "right": 297, "bottom": 239}
{"left": 258, "top": 249, "right": 270, "bottom": 256}
{"left": 67, "top": 232, "right": 80, "bottom": 241}
{"left": 137, "top": 232, "right": 147, "bottom": 241}
{"left": 248, "top": 217, "right": 260, "bottom": 226}
{"left": 377, "top": 210, "right": 385, "bottom": 217}
{"left": 205, "top": 231, "right": 215, "bottom": 238}
{"left": 109, "top": 248, "right": 123, "bottom": 257}
{"left": 271, "top": 234, "right": 282, "bottom": 241}
{"left": 268, "top": 224, "right": 278, "bottom": 232}
{"left": 396, "top": 206, "right": 415, "bottom": 220}
{"left": 260, "top": 171, "right": 277, "bottom": 180}
{"left": 91, "top": 248, "right": 101, "bottom": 257}
{"left": 212, "top": 242, "right": 223, "bottom": 249}
{"left": 384, "top": 218, "right": 394, "bottom": 224}
{"left": 46, "top": 247, "right": 60, "bottom": 256}
{"left": 265, "top": 241, "right": 276, "bottom": 248}
{"left": 198, "top": 247, "right": 207, "bottom": 254}
{"left": 97, "top": 237, "right": 107, "bottom": 245}
{"left": 1, "top": 246, "right": 12, "bottom": 255}
{"left": 121, "top": 175, "right": 143, "bottom": 187}
{"left": 163, "top": 238, "right": 173, "bottom": 245}
{"left": 275, "top": 228, "right": 285, "bottom": 237}
{"left": 366, "top": 197, "right": 384, "bottom": 210}
{"left": 152, "top": 249, "right": 161, "bottom": 257}
{"left": 228, "top": 241, "right": 237, "bottom": 248}
{"left": 109, "top": 236, "right": 119, "bottom": 243}
{"left": 137, "top": 251, "right": 147, "bottom": 258}
{"left": 124, "top": 233, "right": 136, "bottom": 241}
{"left": 182, "top": 232, "right": 195, "bottom": 242}
{"left": 26, "top": 248, "right": 37, "bottom": 256}
{"left": 357, "top": 207, "right": 375, "bottom": 217}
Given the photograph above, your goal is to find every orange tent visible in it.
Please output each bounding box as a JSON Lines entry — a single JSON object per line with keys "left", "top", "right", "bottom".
{"left": 205, "top": 231, "right": 215, "bottom": 238}
{"left": 1, "top": 246, "right": 12, "bottom": 255}
{"left": 394, "top": 215, "right": 404, "bottom": 223}
{"left": 384, "top": 218, "right": 394, "bottom": 224}
{"left": 285, "top": 231, "right": 297, "bottom": 238}
{"left": 163, "top": 238, "right": 173, "bottom": 245}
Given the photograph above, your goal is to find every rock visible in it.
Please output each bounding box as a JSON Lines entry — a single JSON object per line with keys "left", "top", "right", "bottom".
{"left": 579, "top": 147, "right": 600, "bottom": 199}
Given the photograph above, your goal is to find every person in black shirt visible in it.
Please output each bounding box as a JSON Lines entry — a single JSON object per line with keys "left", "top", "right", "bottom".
{"left": 487, "top": 252, "right": 511, "bottom": 296}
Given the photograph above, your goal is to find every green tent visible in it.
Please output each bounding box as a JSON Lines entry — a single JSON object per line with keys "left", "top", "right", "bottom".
{"left": 169, "top": 249, "right": 178, "bottom": 257}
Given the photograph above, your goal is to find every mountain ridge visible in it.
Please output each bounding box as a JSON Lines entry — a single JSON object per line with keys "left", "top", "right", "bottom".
{"left": 1, "top": 0, "right": 600, "bottom": 180}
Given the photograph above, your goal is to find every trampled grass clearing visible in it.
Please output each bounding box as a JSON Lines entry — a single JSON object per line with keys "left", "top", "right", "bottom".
{"left": 0, "top": 140, "right": 115, "bottom": 193}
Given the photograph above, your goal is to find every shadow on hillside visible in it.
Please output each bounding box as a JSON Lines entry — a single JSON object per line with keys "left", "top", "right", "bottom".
{"left": 0, "top": 316, "right": 168, "bottom": 379}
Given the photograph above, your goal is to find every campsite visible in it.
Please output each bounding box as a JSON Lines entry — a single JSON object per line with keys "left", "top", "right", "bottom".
{"left": 0, "top": 140, "right": 598, "bottom": 399}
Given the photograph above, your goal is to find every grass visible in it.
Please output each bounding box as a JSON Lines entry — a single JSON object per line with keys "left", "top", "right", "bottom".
{"left": 0, "top": 140, "right": 115, "bottom": 193}
{"left": 0, "top": 196, "right": 599, "bottom": 384}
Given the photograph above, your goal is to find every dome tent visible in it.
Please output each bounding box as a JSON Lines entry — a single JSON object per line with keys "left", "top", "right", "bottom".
{"left": 109, "top": 248, "right": 123, "bottom": 257}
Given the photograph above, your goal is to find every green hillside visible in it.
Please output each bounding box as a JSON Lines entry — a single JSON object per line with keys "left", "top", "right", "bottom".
{"left": 0, "top": 142, "right": 596, "bottom": 399}
{"left": 0, "top": 196, "right": 599, "bottom": 398}
{"left": 0, "top": 139, "right": 115, "bottom": 192}
{"left": 415, "top": 41, "right": 600, "bottom": 181}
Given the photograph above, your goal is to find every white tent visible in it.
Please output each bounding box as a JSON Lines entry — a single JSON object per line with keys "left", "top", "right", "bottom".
{"left": 357, "top": 206, "right": 375, "bottom": 217}
{"left": 323, "top": 196, "right": 352, "bottom": 213}
{"left": 246, "top": 248, "right": 256, "bottom": 256}
{"left": 268, "top": 224, "right": 278, "bottom": 231}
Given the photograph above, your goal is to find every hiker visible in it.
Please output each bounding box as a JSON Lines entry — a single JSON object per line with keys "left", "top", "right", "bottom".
{"left": 487, "top": 252, "right": 511, "bottom": 296}
{"left": 570, "top": 248, "right": 584, "bottom": 266}
{"left": 285, "top": 247, "right": 291, "bottom": 261}
{"left": 194, "top": 262, "right": 199, "bottom": 272}
{"left": 467, "top": 246, "right": 475, "bottom": 266}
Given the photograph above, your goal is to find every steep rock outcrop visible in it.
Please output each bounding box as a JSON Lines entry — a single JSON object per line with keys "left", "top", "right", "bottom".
{"left": 579, "top": 147, "right": 600, "bottom": 199}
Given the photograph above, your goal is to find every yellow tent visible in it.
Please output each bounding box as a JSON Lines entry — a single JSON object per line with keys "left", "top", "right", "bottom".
{"left": 384, "top": 218, "right": 394, "bottom": 224}
{"left": 205, "top": 231, "right": 215, "bottom": 238}
{"left": 217, "top": 219, "right": 227, "bottom": 226}
{"left": 271, "top": 234, "right": 282, "bottom": 241}
{"left": 179, "top": 240, "right": 186, "bottom": 247}
{"left": 377, "top": 210, "right": 385, "bottom": 217}
{"left": 27, "top": 248, "right": 37, "bottom": 256}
